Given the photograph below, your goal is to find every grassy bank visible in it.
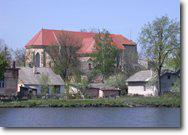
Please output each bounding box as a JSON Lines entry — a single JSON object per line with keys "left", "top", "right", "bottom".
{"left": 119, "top": 93, "right": 181, "bottom": 107}
{"left": 0, "top": 94, "right": 180, "bottom": 108}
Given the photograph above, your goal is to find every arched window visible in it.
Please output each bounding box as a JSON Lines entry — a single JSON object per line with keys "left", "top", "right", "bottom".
{"left": 36, "top": 52, "right": 40, "bottom": 67}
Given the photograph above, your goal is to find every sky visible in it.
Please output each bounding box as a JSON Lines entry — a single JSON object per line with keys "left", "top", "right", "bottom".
{"left": 0, "top": 0, "right": 180, "bottom": 52}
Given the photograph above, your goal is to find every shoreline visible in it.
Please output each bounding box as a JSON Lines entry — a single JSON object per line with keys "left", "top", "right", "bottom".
{"left": 0, "top": 105, "right": 181, "bottom": 108}
{"left": 0, "top": 94, "right": 181, "bottom": 108}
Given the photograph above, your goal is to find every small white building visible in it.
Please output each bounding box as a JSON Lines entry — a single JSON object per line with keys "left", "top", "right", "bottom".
{"left": 126, "top": 70, "right": 180, "bottom": 96}
{"left": 18, "top": 67, "right": 65, "bottom": 95}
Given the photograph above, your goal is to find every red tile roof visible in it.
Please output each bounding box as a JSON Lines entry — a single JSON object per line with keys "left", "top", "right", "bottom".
{"left": 25, "top": 29, "right": 136, "bottom": 54}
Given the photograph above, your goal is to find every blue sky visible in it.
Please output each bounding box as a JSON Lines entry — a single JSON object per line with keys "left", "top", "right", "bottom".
{"left": 0, "top": 0, "right": 180, "bottom": 52}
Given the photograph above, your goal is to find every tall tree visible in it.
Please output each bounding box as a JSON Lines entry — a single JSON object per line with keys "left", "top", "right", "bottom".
{"left": 47, "top": 31, "right": 82, "bottom": 81}
{"left": 139, "top": 16, "right": 180, "bottom": 95}
{"left": 0, "top": 39, "right": 10, "bottom": 80}
{"left": 0, "top": 39, "right": 12, "bottom": 64}
{"left": 92, "top": 29, "right": 119, "bottom": 78}
{"left": 0, "top": 53, "right": 9, "bottom": 80}
{"left": 165, "top": 46, "right": 180, "bottom": 70}
{"left": 13, "top": 48, "right": 26, "bottom": 67}
{"left": 39, "top": 73, "right": 50, "bottom": 95}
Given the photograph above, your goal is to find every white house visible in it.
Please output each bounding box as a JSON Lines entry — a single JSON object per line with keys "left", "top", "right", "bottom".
{"left": 126, "top": 69, "right": 180, "bottom": 96}
{"left": 18, "top": 67, "right": 65, "bottom": 95}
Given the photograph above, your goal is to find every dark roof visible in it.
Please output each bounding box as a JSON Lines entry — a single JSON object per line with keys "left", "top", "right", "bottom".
{"left": 89, "top": 83, "right": 120, "bottom": 91}
{"left": 126, "top": 69, "right": 180, "bottom": 83}
{"left": 161, "top": 69, "right": 179, "bottom": 76}
{"left": 19, "top": 67, "right": 65, "bottom": 85}
{"left": 126, "top": 70, "right": 152, "bottom": 82}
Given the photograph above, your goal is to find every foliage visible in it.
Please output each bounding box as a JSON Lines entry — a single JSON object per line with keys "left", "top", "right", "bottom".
{"left": 39, "top": 73, "right": 50, "bottom": 95}
{"left": 146, "top": 71, "right": 158, "bottom": 86}
{"left": 0, "top": 53, "right": 9, "bottom": 80}
{"left": 65, "top": 79, "right": 88, "bottom": 99}
{"left": 74, "top": 78, "right": 89, "bottom": 97}
{"left": 123, "top": 61, "right": 142, "bottom": 78}
{"left": 104, "top": 73, "right": 128, "bottom": 95}
{"left": 172, "top": 78, "right": 180, "bottom": 93}
{"left": 165, "top": 47, "right": 180, "bottom": 70}
{"left": 139, "top": 16, "right": 180, "bottom": 95}
{"left": 92, "top": 29, "right": 119, "bottom": 78}
{"left": 119, "top": 93, "right": 180, "bottom": 107}
{"left": 13, "top": 47, "right": 26, "bottom": 67}
{"left": 46, "top": 32, "right": 82, "bottom": 81}
{"left": 87, "top": 69, "right": 99, "bottom": 82}
{"left": 51, "top": 86, "right": 58, "bottom": 95}
{"left": 0, "top": 39, "right": 12, "bottom": 65}
{"left": 0, "top": 94, "right": 180, "bottom": 108}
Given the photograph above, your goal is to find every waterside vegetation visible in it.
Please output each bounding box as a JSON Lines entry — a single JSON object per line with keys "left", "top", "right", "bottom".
{"left": 0, "top": 93, "right": 180, "bottom": 108}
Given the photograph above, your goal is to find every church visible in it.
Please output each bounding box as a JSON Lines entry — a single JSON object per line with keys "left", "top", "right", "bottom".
{"left": 25, "top": 28, "right": 138, "bottom": 73}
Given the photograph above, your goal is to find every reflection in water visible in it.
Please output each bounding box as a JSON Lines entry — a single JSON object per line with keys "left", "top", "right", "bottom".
{"left": 0, "top": 107, "right": 180, "bottom": 127}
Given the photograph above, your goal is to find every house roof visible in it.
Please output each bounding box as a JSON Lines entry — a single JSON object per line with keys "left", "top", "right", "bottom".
{"left": 19, "top": 67, "right": 65, "bottom": 86}
{"left": 25, "top": 29, "right": 136, "bottom": 54}
{"left": 126, "top": 70, "right": 152, "bottom": 82}
{"left": 89, "top": 83, "right": 120, "bottom": 91}
{"left": 126, "top": 69, "right": 180, "bottom": 83}
{"left": 161, "top": 69, "right": 179, "bottom": 75}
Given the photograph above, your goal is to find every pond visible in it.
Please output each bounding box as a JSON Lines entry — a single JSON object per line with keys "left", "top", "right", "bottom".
{"left": 0, "top": 107, "right": 180, "bottom": 127}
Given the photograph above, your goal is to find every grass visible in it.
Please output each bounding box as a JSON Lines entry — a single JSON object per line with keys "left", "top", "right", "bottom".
{"left": 0, "top": 93, "right": 180, "bottom": 108}
{"left": 119, "top": 93, "right": 181, "bottom": 107}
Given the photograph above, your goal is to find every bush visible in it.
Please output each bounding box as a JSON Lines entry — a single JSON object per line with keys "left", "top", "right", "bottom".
{"left": 104, "top": 73, "right": 128, "bottom": 95}
{"left": 51, "top": 86, "right": 58, "bottom": 95}
{"left": 172, "top": 78, "right": 180, "bottom": 93}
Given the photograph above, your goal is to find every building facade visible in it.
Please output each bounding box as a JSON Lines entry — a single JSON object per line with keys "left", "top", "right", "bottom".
{"left": 126, "top": 70, "right": 180, "bottom": 96}
{"left": 18, "top": 67, "right": 65, "bottom": 95}
{"left": 25, "top": 29, "right": 138, "bottom": 73}
{"left": 0, "top": 63, "right": 19, "bottom": 96}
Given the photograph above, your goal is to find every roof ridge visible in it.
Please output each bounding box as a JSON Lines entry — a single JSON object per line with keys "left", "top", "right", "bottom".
{"left": 40, "top": 28, "right": 96, "bottom": 35}
{"left": 34, "top": 28, "right": 133, "bottom": 39}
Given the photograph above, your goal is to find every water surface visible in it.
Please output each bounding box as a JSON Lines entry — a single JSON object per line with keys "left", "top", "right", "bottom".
{"left": 0, "top": 107, "right": 180, "bottom": 127}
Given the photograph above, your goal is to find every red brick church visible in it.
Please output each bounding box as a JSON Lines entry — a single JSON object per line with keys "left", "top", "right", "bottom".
{"left": 25, "top": 29, "right": 137, "bottom": 73}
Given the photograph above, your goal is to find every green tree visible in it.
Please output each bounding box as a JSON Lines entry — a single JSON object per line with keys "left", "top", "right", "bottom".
{"left": 139, "top": 16, "right": 180, "bottom": 95}
{"left": 172, "top": 78, "right": 180, "bottom": 93}
{"left": 0, "top": 40, "right": 10, "bottom": 80}
{"left": 51, "top": 86, "right": 58, "bottom": 95}
{"left": 46, "top": 31, "right": 81, "bottom": 81}
{"left": 0, "top": 39, "right": 12, "bottom": 64}
{"left": 92, "top": 29, "right": 119, "bottom": 78}
{"left": 0, "top": 53, "right": 9, "bottom": 80}
{"left": 104, "top": 73, "right": 128, "bottom": 95}
{"left": 165, "top": 47, "right": 180, "bottom": 70}
{"left": 39, "top": 73, "right": 50, "bottom": 95}
{"left": 13, "top": 47, "right": 26, "bottom": 67}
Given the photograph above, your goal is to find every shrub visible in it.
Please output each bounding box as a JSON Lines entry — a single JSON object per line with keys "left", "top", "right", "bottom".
{"left": 104, "top": 73, "right": 128, "bottom": 95}
{"left": 172, "top": 78, "right": 180, "bottom": 93}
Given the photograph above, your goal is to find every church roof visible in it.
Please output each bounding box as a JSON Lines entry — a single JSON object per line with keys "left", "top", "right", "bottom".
{"left": 25, "top": 29, "right": 136, "bottom": 54}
